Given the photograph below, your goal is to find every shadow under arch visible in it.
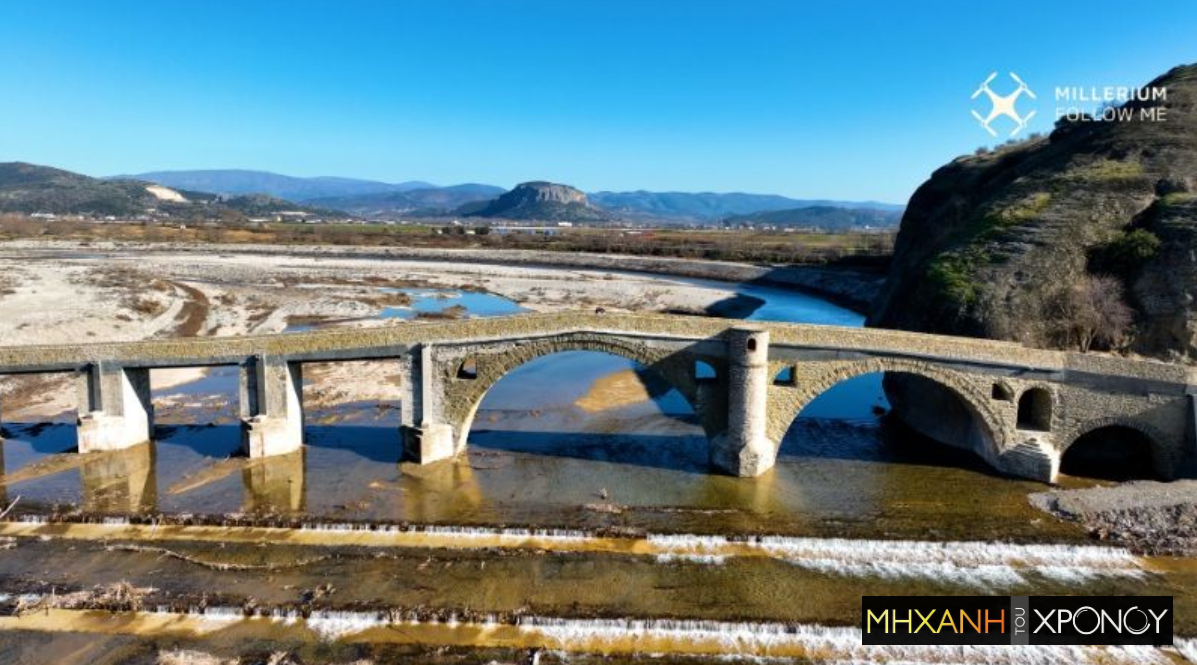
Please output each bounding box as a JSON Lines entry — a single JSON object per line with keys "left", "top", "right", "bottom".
{"left": 1061, "top": 419, "right": 1168, "bottom": 481}
{"left": 773, "top": 359, "right": 1005, "bottom": 473}
{"left": 457, "top": 347, "right": 713, "bottom": 474}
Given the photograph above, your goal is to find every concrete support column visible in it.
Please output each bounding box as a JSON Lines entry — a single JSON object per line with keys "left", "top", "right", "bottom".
{"left": 76, "top": 363, "right": 153, "bottom": 453}
{"left": 400, "top": 345, "right": 457, "bottom": 464}
{"left": 240, "top": 355, "right": 304, "bottom": 458}
{"left": 711, "top": 326, "right": 777, "bottom": 477}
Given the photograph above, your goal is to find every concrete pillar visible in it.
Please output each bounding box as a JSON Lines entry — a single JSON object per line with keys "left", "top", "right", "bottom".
{"left": 76, "top": 363, "right": 154, "bottom": 453}
{"left": 400, "top": 345, "right": 458, "bottom": 464}
{"left": 240, "top": 355, "right": 304, "bottom": 458}
{"left": 711, "top": 327, "right": 777, "bottom": 477}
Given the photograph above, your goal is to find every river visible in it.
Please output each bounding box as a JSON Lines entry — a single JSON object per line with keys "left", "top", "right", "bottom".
{"left": 0, "top": 270, "right": 1193, "bottom": 663}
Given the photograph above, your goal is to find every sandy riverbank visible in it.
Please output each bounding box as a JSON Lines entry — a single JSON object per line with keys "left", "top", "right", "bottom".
{"left": 0, "top": 241, "right": 767, "bottom": 419}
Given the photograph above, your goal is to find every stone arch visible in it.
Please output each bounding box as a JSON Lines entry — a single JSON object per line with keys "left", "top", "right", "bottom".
{"left": 1016, "top": 385, "right": 1054, "bottom": 431}
{"left": 1061, "top": 417, "right": 1170, "bottom": 479}
{"left": 438, "top": 333, "right": 722, "bottom": 450}
{"left": 767, "top": 357, "right": 1009, "bottom": 459}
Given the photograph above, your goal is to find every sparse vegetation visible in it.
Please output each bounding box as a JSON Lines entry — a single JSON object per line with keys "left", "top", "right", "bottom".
{"left": 1078, "top": 159, "right": 1145, "bottom": 182}
{"left": 925, "top": 253, "right": 979, "bottom": 309}
{"left": 0, "top": 213, "right": 894, "bottom": 267}
{"left": 1043, "top": 275, "right": 1135, "bottom": 352}
{"left": 1090, "top": 228, "right": 1161, "bottom": 275}
{"left": 1161, "top": 192, "right": 1197, "bottom": 207}
{"left": 995, "top": 192, "right": 1052, "bottom": 224}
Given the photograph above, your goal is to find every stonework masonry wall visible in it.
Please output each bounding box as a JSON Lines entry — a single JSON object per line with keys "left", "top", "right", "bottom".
{"left": 1, "top": 311, "right": 1193, "bottom": 482}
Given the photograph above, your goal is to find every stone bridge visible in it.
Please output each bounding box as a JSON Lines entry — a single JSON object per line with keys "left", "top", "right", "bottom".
{"left": 0, "top": 312, "right": 1194, "bottom": 483}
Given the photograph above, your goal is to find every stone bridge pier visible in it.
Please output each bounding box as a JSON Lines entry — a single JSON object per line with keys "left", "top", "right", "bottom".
{"left": 75, "top": 362, "right": 153, "bottom": 453}
{"left": 239, "top": 355, "right": 304, "bottom": 458}
{"left": 710, "top": 327, "right": 776, "bottom": 476}
{"left": 396, "top": 326, "right": 779, "bottom": 477}
{"left": 399, "top": 345, "right": 458, "bottom": 464}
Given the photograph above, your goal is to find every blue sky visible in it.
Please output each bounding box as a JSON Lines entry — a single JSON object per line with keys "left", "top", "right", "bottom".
{"left": 1, "top": 1, "right": 1193, "bottom": 203}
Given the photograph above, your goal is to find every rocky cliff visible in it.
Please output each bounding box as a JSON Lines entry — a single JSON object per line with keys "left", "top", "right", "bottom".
{"left": 870, "top": 64, "right": 1197, "bottom": 361}
{"left": 465, "top": 181, "right": 610, "bottom": 221}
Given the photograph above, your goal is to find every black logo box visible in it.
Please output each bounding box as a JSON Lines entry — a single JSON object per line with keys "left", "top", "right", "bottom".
{"left": 862, "top": 596, "right": 1172, "bottom": 646}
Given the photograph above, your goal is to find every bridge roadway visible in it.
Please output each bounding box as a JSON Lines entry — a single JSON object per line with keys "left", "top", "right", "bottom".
{"left": 0, "top": 311, "right": 1193, "bottom": 482}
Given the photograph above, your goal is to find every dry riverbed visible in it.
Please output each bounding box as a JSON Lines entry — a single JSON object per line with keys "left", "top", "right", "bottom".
{"left": 0, "top": 241, "right": 752, "bottom": 420}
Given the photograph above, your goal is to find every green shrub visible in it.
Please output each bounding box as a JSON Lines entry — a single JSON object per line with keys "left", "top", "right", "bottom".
{"left": 1090, "top": 228, "right": 1160, "bottom": 275}
{"left": 1161, "top": 192, "right": 1196, "bottom": 207}
{"left": 1079, "top": 159, "right": 1144, "bottom": 181}
{"left": 926, "top": 254, "right": 979, "bottom": 309}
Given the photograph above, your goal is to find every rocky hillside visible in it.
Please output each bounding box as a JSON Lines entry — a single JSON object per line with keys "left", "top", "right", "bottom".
{"left": 870, "top": 64, "right": 1197, "bottom": 361}
{"left": 123, "top": 169, "right": 434, "bottom": 201}
{"left": 0, "top": 162, "right": 168, "bottom": 217}
{"left": 0, "top": 162, "right": 343, "bottom": 221}
{"left": 464, "top": 181, "right": 610, "bottom": 221}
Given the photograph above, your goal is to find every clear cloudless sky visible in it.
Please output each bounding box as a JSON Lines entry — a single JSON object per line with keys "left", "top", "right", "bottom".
{"left": 1, "top": 0, "right": 1194, "bottom": 204}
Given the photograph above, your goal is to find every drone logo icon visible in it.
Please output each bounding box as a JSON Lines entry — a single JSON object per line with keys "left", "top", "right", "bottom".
{"left": 971, "top": 72, "right": 1037, "bottom": 137}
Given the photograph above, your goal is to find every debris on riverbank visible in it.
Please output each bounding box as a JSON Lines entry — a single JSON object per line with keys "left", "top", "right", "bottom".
{"left": 1030, "top": 480, "right": 1197, "bottom": 556}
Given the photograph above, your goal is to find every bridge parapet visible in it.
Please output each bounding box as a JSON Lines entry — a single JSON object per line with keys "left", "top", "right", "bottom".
{"left": 0, "top": 312, "right": 1191, "bottom": 483}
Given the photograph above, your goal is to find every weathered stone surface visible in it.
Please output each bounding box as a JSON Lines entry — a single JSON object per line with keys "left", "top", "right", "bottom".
{"left": 711, "top": 327, "right": 775, "bottom": 476}
{"left": 871, "top": 64, "right": 1197, "bottom": 361}
{"left": 0, "top": 311, "right": 1192, "bottom": 481}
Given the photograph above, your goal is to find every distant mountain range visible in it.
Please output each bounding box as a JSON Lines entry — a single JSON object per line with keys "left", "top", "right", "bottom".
{"left": 722, "top": 205, "right": 902, "bottom": 231}
{"left": 124, "top": 168, "right": 902, "bottom": 223}
{"left": 305, "top": 183, "right": 506, "bottom": 217}
{"left": 589, "top": 190, "right": 904, "bottom": 221}
{"left": 0, "top": 163, "right": 904, "bottom": 229}
{"left": 117, "top": 169, "right": 434, "bottom": 202}
{"left": 0, "top": 162, "right": 343, "bottom": 220}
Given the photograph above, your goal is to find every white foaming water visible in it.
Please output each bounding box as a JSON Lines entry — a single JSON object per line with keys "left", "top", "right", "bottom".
{"left": 656, "top": 553, "right": 729, "bottom": 565}
{"left": 517, "top": 616, "right": 1170, "bottom": 665}
{"left": 1175, "top": 637, "right": 1197, "bottom": 662}
{"left": 1, "top": 516, "right": 1146, "bottom": 588}
{"left": 646, "top": 534, "right": 1145, "bottom": 588}
{"left": 0, "top": 595, "right": 1179, "bottom": 664}
{"left": 298, "top": 522, "right": 591, "bottom": 542}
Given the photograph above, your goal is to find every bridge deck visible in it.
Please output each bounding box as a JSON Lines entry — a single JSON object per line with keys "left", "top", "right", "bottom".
{"left": 0, "top": 311, "right": 1189, "bottom": 386}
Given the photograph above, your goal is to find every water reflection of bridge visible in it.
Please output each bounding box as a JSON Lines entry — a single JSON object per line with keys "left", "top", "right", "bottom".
{"left": 0, "top": 312, "right": 1194, "bottom": 483}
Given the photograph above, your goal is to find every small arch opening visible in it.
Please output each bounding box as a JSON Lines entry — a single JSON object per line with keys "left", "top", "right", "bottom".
{"left": 1062, "top": 425, "right": 1159, "bottom": 481}
{"left": 991, "top": 383, "right": 1014, "bottom": 401}
{"left": 457, "top": 359, "right": 478, "bottom": 380}
{"left": 695, "top": 360, "right": 718, "bottom": 382}
{"left": 1016, "top": 388, "right": 1052, "bottom": 431}
{"left": 773, "top": 366, "right": 795, "bottom": 386}
{"left": 746, "top": 338, "right": 758, "bottom": 352}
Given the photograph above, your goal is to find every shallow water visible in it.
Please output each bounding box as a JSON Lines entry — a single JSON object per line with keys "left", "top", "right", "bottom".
{"left": 1, "top": 268, "right": 1183, "bottom": 661}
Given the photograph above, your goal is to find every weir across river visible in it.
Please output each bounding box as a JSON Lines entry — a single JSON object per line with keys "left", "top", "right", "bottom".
{"left": 0, "top": 311, "right": 1193, "bottom": 483}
